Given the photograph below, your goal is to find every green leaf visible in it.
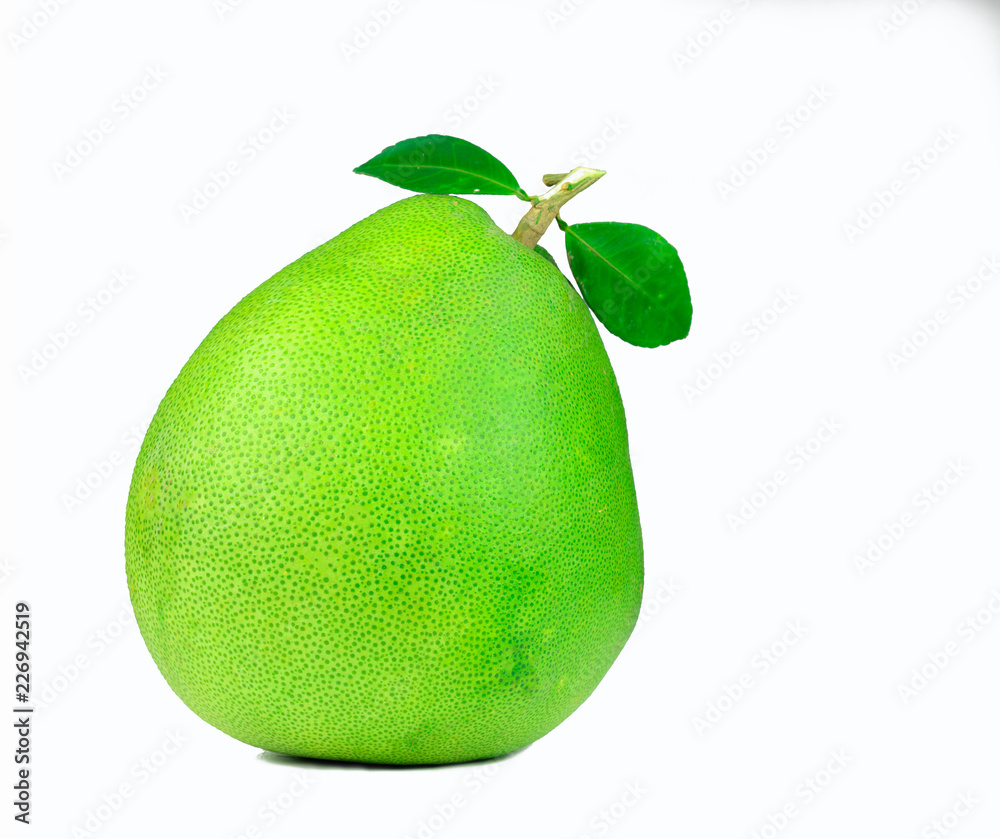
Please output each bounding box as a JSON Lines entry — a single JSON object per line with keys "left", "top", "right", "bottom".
{"left": 560, "top": 220, "right": 692, "bottom": 348}
{"left": 354, "top": 135, "right": 527, "bottom": 198}
{"left": 533, "top": 244, "right": 558, "bottom": 267}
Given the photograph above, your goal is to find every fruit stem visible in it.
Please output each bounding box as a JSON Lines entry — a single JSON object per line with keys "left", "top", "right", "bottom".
{"left": 510, "top": 167, "right": 605, "bottom": 250}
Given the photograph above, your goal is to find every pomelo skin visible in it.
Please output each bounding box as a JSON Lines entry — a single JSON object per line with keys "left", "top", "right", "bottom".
{"left": 125, "top": 194, "right": 643, "bottom": 765}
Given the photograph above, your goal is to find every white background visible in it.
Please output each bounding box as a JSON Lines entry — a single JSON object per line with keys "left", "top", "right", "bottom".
{"left": 5, "top": 0, "right": 1000, "bottom": 836}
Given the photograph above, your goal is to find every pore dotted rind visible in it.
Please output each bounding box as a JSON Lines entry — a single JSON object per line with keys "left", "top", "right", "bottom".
{"left": 124, "top": 194, "right": 643, "bottom": 764}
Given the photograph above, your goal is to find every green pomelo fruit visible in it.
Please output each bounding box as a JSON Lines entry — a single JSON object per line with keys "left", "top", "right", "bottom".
{"left": 125, "top": 193, "right": 643, "bottom": 765}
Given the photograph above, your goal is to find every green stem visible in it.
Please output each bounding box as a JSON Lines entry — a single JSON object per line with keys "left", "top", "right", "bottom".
{"left": 510, "top": 167, "right": 606, "bottom": 250}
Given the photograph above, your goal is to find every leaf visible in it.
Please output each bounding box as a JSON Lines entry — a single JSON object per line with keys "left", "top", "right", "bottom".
{"left": 561, "top": 220, "right": 692, "bottom": 348}
{"left": 533, "top": 244, "right": 558, "bottom": 267}
{"left": 354, "top": 135, "right": 527, "bottom": 198}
